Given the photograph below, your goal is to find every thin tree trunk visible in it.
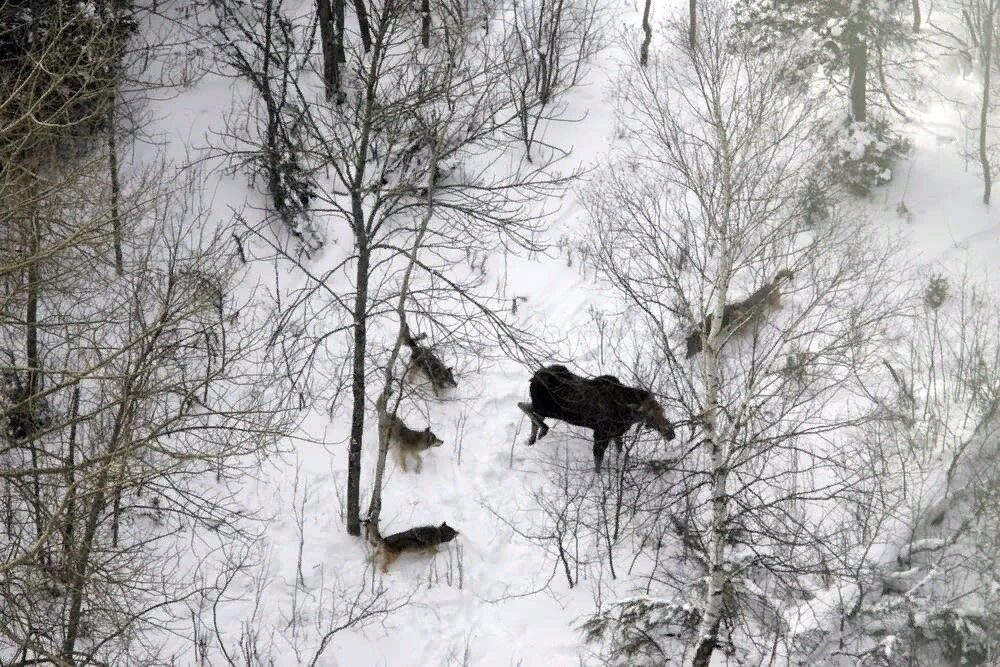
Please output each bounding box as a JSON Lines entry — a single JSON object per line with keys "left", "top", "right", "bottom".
{"left": 849, "top": 37, "right": 868, "bottom": 122}
{"left": 640, "top": 0, "right": 653, "bottom": 66}
{"left": 346, "top": 210, "right": 369, "bottom": 537}
{"left": 421, "top": 0, "right": 430, "bottom": 48}
{"left": 345, "top": 26, "right": 383, "bottom": 536}
{"left": 367, "top": 140, "right": 438, "bottom": 532}
{"left": 62, "top": 385, "right": 80, "bottom": 567}
{"left": 63, "top": 391, "right": 134, "bottom": 659}
{"left": 317, "top": 0, "right": 339, "bottom": 100}
{"left": 25, "top": 209, "right": 43, "bottom": 550}
{"left": 62, "top": 464, "right": 110, "bottom": 660}
{"left": 353, "top": 0, "right": 372, "bottom": 52}
{"left": 981, "top": 7, "right": 994, "bottom": 205}
{"left": 108, "top": 102, "right": 124, "bottom": 275}
{"left": 688, "top": 0, "right": 696, "bottom": 49}
{"left": 692, "top": 87, "right": 734, "bottom": 665}
{"left": 912, "top": 0, "right": 921, "bottom": 32}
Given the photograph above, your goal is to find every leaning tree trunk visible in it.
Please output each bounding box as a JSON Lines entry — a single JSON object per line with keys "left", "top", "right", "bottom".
{"left": 640, "top": 0, "right": 653, "bottom": 66}
{"left": 981, "top": 6, "right": 994, "bottom": 205}
{"left": 353, "top": 0, "right": 372, "bottom": 52}
{"left": 367, "top": 141, "right": 438, "bottom": 532}
{"left": 848, "top": 35, "right": 868, "bottom": 122}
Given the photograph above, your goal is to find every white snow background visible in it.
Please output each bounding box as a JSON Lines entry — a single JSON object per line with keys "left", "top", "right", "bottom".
{"left": 110, "top": 0, "right": 1000, "bottom": 664}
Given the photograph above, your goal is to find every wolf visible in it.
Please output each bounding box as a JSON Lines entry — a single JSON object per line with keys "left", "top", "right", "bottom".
{"left": 685, "top": 269, "right": 794, "bottom": 358}
{"left": 382, "top": 411, "right": 443, "bottom": 473}
{"left": 402, "top": 322, "right": 457, "bottom": 397}
{"left": 364, "top": 521, "right": 460, "bottom": 573}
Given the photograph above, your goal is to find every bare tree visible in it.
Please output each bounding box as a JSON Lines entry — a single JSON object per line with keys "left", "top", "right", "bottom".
{"left": 208, "top": 0, "right": 320, "bottom": 251}
{"left": 579, "top": 7, "right": 913, "bottom": 664}
{"left": 499, "top": 0, "right": 605, "bottom": 160}
{"left": 956, "top": 0, "right": 1000, "bottom": 203}
{"left": 243, "top": 0, "right": 572, "bottom": 537}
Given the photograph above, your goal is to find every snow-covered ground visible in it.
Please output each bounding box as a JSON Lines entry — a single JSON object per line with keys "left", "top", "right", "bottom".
{"left": 120, "top": 2, "right": 1000, "bottom": 664}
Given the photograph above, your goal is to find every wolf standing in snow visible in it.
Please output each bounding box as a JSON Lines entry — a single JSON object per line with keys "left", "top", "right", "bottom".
{"left": 685, "top": 268, "right": 794, "bottom": 358}
{"left": 364, "top": 521, "right": 459, "bottom": 572}
{"left": 402, "top": 322, "right": 458, "bottom": 397}
{"left": 380, "top": 410, "right": 443, "bottom": 472}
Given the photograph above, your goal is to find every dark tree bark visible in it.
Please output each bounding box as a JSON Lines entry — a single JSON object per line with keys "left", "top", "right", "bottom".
{"left": 108, "top": 108, "right": 124, "bottom": 276}
{"left": 692, "top": 625, "right": 720, "bottom": 667}
{"left": 689, "top": 0, "right": 696, "bottom": 49}
{"left": 421, "top": 0, "right": 430, "bottom": 48}
{"left": 335, "top": 0, "right": 346, "bottom": 63}
{"left": 849, "top": 37, "right": 867, "bottom": 122}
{"left": 62, "top": 465, "right": 110, "bottom": 660}
{"left": 912, "top": 0, "right": 921, "bottom": 32}
{"left": 317, "top": 0, "right": 340, "bottom": 100}
{"left": 346, "top": 198, "right": 369, "bottom": 537}
{"left": 640, "top": 0, "right": 653, "bottom": 66}
{"left": 22, "top": 205, "right": 44, "bottom": 555}
{"left": 353, "top": 0, "right": 372, "bottom": 52}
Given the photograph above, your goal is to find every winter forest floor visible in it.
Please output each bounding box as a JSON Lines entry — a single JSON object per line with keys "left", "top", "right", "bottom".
{"left": 40, "top": 0, "right": 1000, "bottom": 665}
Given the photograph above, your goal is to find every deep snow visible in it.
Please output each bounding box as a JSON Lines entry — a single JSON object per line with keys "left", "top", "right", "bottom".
{"left": 118, "top": 1, "right": 1000, "bottom": 664}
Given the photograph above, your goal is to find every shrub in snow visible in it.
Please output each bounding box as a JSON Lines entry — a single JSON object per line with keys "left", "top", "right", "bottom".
{"left": 923, "top": 275, "right": 948, "bottom": 310}
{"left": 581, "top": 597, "right": 701, "bottom": 666}
{"left": 924, "top": 607, "right": 997, "bottom": 665}
{"left": 829, "top": 117, "right": 910, "bottom": 196}
{"left": 800, "top": 169, "right": 834, "bottom": 226}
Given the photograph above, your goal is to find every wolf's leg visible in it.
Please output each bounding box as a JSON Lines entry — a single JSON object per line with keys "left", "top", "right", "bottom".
{"left": 381, "top": 550, "right": 399, "bottom": 573}
{"left": 394, "top": 447, "right": 408, "bottom": 472}
{"left": 414, "top": 453, "right": 423, "bottom": 473}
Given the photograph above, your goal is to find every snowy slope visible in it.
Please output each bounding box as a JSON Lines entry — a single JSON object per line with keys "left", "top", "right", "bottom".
{"left": 119, "top": 1, "right": 1000, "bottom": 665}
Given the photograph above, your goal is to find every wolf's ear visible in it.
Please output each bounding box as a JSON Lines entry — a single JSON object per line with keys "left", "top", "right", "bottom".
{"left": 424, "top": 427, "right": 431, "bottom": 435}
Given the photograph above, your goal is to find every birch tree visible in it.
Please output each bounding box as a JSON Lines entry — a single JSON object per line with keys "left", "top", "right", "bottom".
{"left": 581, "top": 6, "right": 911, "bottom": 663}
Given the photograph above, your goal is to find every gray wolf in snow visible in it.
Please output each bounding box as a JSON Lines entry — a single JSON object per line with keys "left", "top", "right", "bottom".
{"left": 685, "top": 268, "right": 794, "bottom": 358}
{"left": 383, "top": 411, "right": 443, "bottom": 472}
{"left": 364, "top": 521, "right": 459, "bottom": 572}
{"left": 402, "top": 322, "right": 458, "bottom": 397}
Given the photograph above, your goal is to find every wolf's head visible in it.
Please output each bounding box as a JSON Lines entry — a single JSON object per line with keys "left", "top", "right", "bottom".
{"left": 422, "top": 427, "right": 444, "bottom": 449}
{"left": 436, "top": 522, "right": 459, "bottom": 543}
{"left": 440, "top": 366, "right": 458, "bottom": 388}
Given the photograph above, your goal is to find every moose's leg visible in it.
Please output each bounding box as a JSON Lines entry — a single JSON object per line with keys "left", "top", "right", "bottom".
{"left": 518, "top": 402, "right": 549, "bottom": 444}
{"left": 593, "top": 435, "right": 611, "bottom": 472}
